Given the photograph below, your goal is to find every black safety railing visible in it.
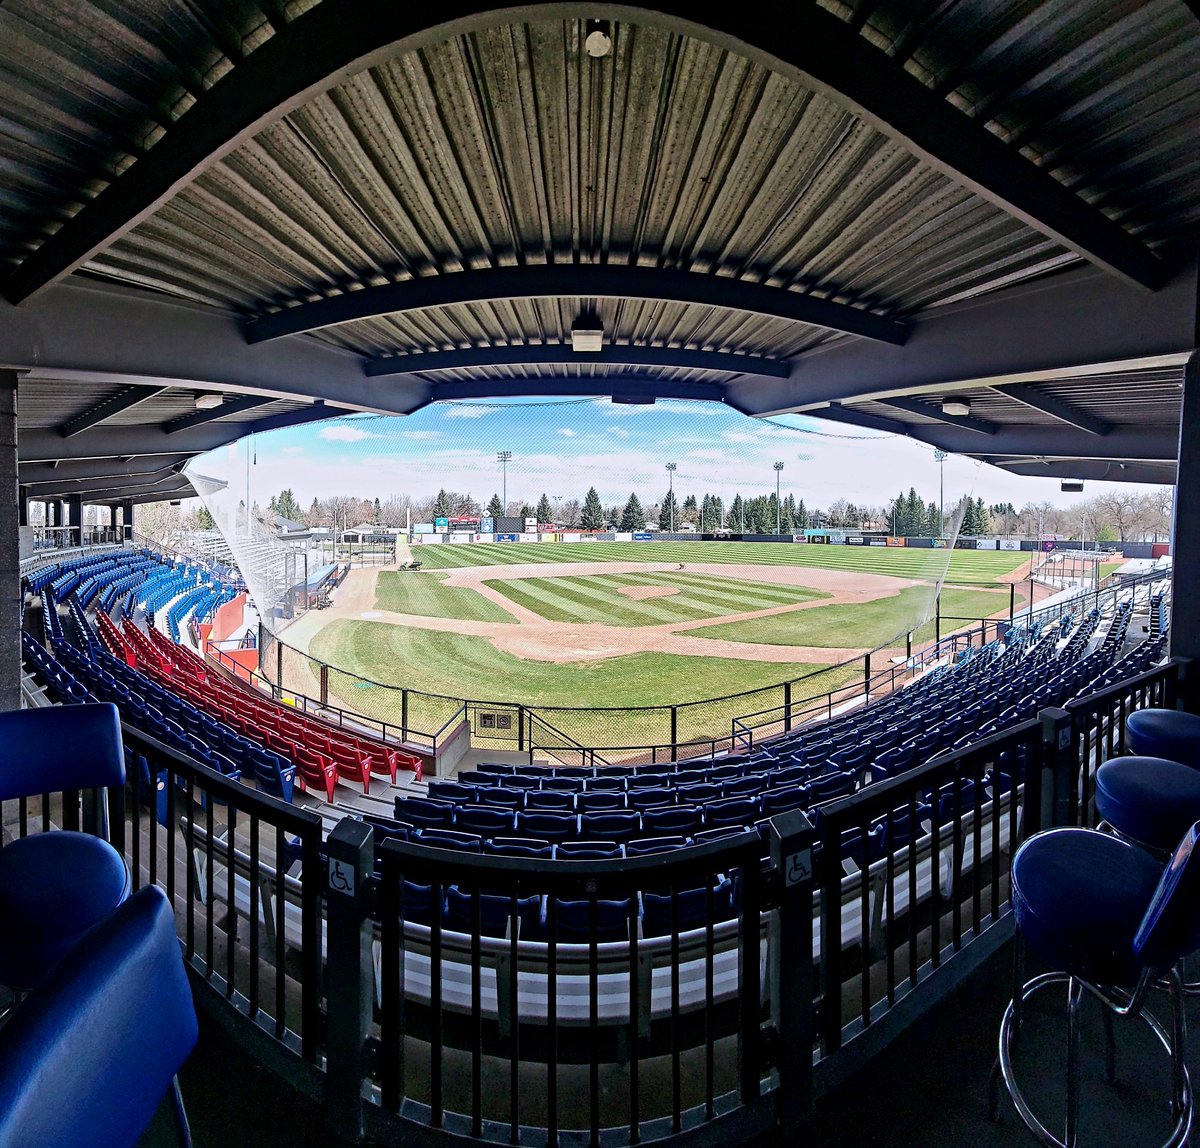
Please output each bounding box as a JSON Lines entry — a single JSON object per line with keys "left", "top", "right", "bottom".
{"left": 121, "top": 724, "right": 325, "bottom": 1063}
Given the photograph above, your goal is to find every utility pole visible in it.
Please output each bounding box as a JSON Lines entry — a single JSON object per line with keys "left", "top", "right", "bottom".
{"left": 666, "top": 462, "right": 676, "bottom": 532}
{"left": 774, "top": 462, "right": 784, "bottom": 535}
{"left": 933, "top": 449, "right": 948, "bottom": 537}
{"left": 497, "top": 450, "right": 512, "bottom": 515}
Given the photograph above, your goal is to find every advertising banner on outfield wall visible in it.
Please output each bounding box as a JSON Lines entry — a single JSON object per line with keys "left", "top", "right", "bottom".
{"left": 561, "top": 533, "right": 581, "bottom": 542}
{"left": 494, "top": 533, "right": 519, "bottom": 542}
{"left": 976, "top": 539, "right": 999, "bottom": 550}
{"left": 999, "top": 539, "right": 1021, "bottom": 551}
{"left": 885, "top": 537, "right": 906, "bottom": 546}
{"left": 792, "top": 534, "right": 808, "bottom": 543}
{"left": 845, "top": 535, "right": 864, "bottom": 545}
{"left": 828, "top": 531, "right": 847, "bottom": 544}
{"left": 633, "top": 533, "right": 653, "bottom": 541}
{"left": 477, "top": 533, "right": 494, "bottom": 543}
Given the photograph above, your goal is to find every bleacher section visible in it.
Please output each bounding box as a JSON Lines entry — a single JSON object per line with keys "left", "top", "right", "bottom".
{"left": 19, "top": 548, "right": 1168, "bottom": 918}
{"left": 22, "top": 548, "right": 423, "bottom": 817}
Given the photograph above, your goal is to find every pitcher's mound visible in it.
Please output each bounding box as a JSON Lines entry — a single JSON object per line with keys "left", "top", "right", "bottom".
{"left": 619, "top": 584, "right": 680, "bottom": 600}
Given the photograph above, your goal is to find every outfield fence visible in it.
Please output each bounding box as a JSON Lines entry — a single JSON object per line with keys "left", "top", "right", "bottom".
{"left": 249, "top": 568, "right": 1167, "bottom": 767}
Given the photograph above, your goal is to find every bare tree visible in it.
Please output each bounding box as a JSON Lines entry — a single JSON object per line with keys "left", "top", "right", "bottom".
{"left": 324, "top": 495, "right": 361, "bottom": 538}
{"left": 1091, "top": 490, "right": 1140, "bottom": 542}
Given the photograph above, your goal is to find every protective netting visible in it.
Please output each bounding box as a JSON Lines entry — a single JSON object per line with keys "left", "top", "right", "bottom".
{"left": 185, "top": 450, "right": 313, "bottom": 639}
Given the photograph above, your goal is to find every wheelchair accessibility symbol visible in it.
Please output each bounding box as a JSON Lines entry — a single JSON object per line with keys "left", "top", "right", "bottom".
{"left": 328, "top": 859, "right": 355, "bottom": 897}
{"left": 784, "top": 849, "right": 811, "bottom": 888}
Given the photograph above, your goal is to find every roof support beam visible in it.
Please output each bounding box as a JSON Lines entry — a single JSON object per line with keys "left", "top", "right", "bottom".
{"left": 58, "top": 386, "right": 168, "bottom": 438}
{"left": 367, "top": 343, "right": 792, "bottom": 379}
{"left": 425, "top": 376, "right": 725, "bottom": 405}
{"left": 992, "top": 384, "right": 1113, "bottom": 436}
{"left": 803, "top": 404, "right": 910, "bottom": 436}
{"left": 163, "top": 395, "right": 275, "bottom": 433}
{"left": 0, "top": 2, "right": 1163, "bottom": 305}
{"left": 875, "top": 395, "right": 998, "bottom": 435}
{"left": 19, "top": 460, "right": 184, "bottom": 488}
{"left": 246, "top": 265, "right": 907, "bottom": 346}
{"left": 729, "top": 260, "right": 1198, "bottom": 417}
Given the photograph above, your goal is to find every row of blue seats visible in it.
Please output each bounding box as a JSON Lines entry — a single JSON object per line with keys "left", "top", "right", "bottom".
{"left": 24, "top": 548, "right": 128, "bottom": 595}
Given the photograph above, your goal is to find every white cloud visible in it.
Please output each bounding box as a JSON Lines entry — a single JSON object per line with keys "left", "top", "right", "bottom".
{"left": 608, "top": 427, "right": 630, "bottom": 439}
{"left": 557, "top": 428, "right": 576, "bottom": 437}
{"left": 402, "top": 430, "right": 441, "bottom": 441}
{"left": 722, "top": 430, "right": 758, "bottom": 444}
{"left": 318, "top": 425, "right": 380, "bottom": 443}
{"left": 441, "top": 405, "right": 493, "bottom": 420}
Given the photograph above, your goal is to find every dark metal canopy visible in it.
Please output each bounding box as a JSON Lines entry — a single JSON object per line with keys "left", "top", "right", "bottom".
{"left": 0, "top": 1, "right": 1196, "bottom": 501}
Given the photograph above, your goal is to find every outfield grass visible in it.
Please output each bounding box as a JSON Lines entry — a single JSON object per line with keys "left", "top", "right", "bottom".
{"left": 689, "top": 585, "right": 1024, "bottom": 648}
{"left": 311, "top": 620, "right": 828, "bottom": 707}
{"left": 483, "top": 570, "right": 829, "bottom": 626}
{"left": 414, "top": 539, "right": 1029, "bottom": 580}
{"left": 373, "top": 570, "right": 515, "bottom": 623}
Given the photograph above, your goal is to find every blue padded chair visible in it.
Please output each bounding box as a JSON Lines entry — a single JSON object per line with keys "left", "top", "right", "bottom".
{"left": 0, "top": 885, "right": 197, "bottom": 1148}
{"left": 454, "top": 805, "right": 516, "bottom": 837}
{"left": 575, "top": 790, "right": 625, "bottom": 812}
{"left": 392, "top": 797, "right": 454, "bottom": 829}
{"left": 474, "top": 788, "right": 524, "bottom": 810}
{"left": 445, "top": 886, "right": 542, "bottom": 938}
{"left": 427, "top": 781, "right": 476, "bottom": 803}
{"left": 808, "top": 770, "right": 857, "bottom": 803}
{"left": 485, "top": 837, "right": 554, "bottom": 860}
{"left": 992, "top": 821, "right": 1200, "bottom": 1147}
{"left": 760, "top": 785, "right": 810, "bottom": 817}
{"left": 642, "top": 804, "right": 704, "bottom": 837}
{"left": 704, "top": 796, "right": 760, "bottom": 830}
{"left": 579, "top": 810, "right": 641, "bottom": 843}
{"left": 555, "top": 840, "right": 623, "bottom": 861}
{"left": 1125, "top": 709, "right": 1200, "bottom": 769}
{"left": 513, "top": 810, "right": 577, "bottom": 843}
{"left": 1094, "top": 757, "right": 1200, "bottom": 855}
{"left": 626, "top": 787, "right": 675, "bottom": 810}
{"left": 416, "top": 828, "right": 483, "bottom": 852}
{"left": 552, "top": 898, "right": 630, "bottom": 943}
{"left": 524, "top": 789, "right": 575, "bottom": 811}
{"left": 625, "top": 836, "right": 689, "bottom": 857}
{"left": 0, "top": 704, "right": 129, "bottom": 991}
{"left": 642, "top": 877, "right": 734, "bottom": 937}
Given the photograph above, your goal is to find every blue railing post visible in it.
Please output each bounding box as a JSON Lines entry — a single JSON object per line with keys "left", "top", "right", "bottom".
{"left": 769, "top": 810, "right": 815, "bottom": 1133}
{"left": 324, "top": 819, "right": 375, "bottom": 1142}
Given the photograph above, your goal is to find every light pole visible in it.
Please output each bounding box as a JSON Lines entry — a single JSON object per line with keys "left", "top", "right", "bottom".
{"left": 666, "top": 462, "right": 676, "bottom": 532}
{"left": 933, "top": 449, "right": 948, "bottom": 537}
{"left": 774, "top": 462, "right": 784, "bottom": 535}
{"left": 497, "top": 450, "right": 512, "bottom": 514}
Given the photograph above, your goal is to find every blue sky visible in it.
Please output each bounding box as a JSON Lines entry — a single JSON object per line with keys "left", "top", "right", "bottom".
{"left": 192, "top": 398, "right": 1158, "bottom": 513}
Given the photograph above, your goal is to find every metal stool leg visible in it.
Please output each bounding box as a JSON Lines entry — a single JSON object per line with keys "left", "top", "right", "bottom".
{"left": 1065, "top": 977, "right": 1084, "bottom": 1148}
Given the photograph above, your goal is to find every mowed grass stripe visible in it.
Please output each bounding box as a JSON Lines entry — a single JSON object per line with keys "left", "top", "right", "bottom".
{"left": 603, "top": 571, "right": 817, "bottom": 608}
{"left": 415, "top": 540, "right": 1029, "bottom": 580}
{"left": 689, "top": 585, "right": 1024, "bottom": 648}
{"left": 486, "top": 572, "right": 828, "bottom": 626}
{"left": 309, "top": 618, "right": 832, "bottom": 709}
{"left": 373, "top": 571, "right": 516, "bottom": 623}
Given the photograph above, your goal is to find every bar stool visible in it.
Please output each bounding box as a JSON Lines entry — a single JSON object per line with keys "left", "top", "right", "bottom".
{"left": 1125, "top": 709, "right": 1200, "bottom": 769}
{"left": 1095, "top": 757, "right": 1200, "bottom": 855}
{"left": 990, "top": 821, "right": 1200, "bottom": 1148}
{"left": 0, "top": 704, "right": 129, "bottom": 994}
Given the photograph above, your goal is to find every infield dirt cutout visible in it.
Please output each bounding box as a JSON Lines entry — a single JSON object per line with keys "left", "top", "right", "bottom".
{"left": 281, "top": 560, "right": 959, "bottom": 666}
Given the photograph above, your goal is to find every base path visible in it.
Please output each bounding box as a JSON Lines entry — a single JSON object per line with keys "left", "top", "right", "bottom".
{"left": 280, "top": 561, "right": 929, "bottom": 665}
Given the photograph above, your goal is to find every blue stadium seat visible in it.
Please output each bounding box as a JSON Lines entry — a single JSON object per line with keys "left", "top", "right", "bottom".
{"left": 453, "top": 806, "right": 515, "bottom": 836}
{"left": 579, "top": 810, "right": 641, "bottom": 843}
{"left": 514, "top": 811, "right": 578, "bottom": 843}
{"left": 555, "top": 840, "right": 623, "bottom": 861}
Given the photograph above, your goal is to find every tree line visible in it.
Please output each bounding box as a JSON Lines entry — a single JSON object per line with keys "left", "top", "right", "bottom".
{"left": 260, "top": 483, "right": 1173, "bottom": 542}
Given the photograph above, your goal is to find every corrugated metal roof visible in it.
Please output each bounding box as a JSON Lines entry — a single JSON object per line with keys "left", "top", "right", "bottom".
{"left": 0, "top": 1, "right": 1196, "bottom": 497}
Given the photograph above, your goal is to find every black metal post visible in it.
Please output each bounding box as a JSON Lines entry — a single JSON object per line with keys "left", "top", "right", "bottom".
{"left": 320, "top": 662, "right": 329, "bottom": 706}
{"left": 935, "top": 593, "right": 941, "bottom": 645}
{"left": 769, "top": 810, "right": 815, "bottom": 1133}
{"left": 1171, "top": 351, "right": 1200, "bottom": 662}
{"left": 324, "top": 819, "right": 375, "bottom": 1141}
{"left": 1039, "top": 707, "right": 1076, "bottom": 830}
{"left": 670, "top": 705, "right": 678, "bottom": 761}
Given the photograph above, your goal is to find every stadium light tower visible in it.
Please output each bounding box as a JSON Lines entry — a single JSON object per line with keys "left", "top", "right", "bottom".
{"left": 933, "top": 449, "right": 948, "bottom": 536}
{"left": 666, "top": 462, "right": 676, "bottom": 532}
{"left": 774, "top": 461, "right": 784, "bottom": 535}
{"left": 497, "top": 450, "right": 512, "bottom": 514}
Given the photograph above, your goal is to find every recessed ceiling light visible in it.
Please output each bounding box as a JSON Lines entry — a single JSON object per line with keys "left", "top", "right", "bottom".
{"left": 584, "top": 19, "right": 612, "bottom": 58}
{"left": 942, "top": 397, "right": 970, "bottom": 417}
{"left": 571, "top": 316, "right": 604, "bottom": 353}
{"left": 194, "top": 394, "right": 223, "bottom": 410}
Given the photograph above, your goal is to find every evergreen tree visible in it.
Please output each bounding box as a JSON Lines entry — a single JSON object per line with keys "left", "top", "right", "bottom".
{"left": 519, "top": 503, "right": 534, "bottom": 520}
{"left": 373, "top": 496, "right": 382, "bottom": 522}
{"left": 975, "top": 497, "right": 990, "bottom": 535}
{"left": 270, "top": 488, "right": 303, "bottom": 521}
{"left": 308, "top": 497, "right": 321, "bottom": 524}
{"left": 536, "top": 493, "right": 553, "bottom": 523}
{"left": 728, "top": 493, "right": 745, "bottom": 532}
{"left": 196, "top": 505, "right": 215, "bottom": 529}
{"left": 904, "top": 488, "right": 923, "bottom": 535}
{"left": 682, "top": 493, "right": 699, "bottom": 524}
{"left": 486, "top": 493, "right": 503, "bottom": 519}
{"left": 581, "top": 487, "right": 605, "bottom": 529}
{"left": 795, "top": 498, "right": 808, "bottom": 531}
{"left": 925, "top": 502, "right": 942, "bottom": 536}
{"left": 620, "top": 493, "right": 646, "bottom": 531}
{"left": 432, "top": 489, "right": 452, "bottom": 518}
{"left": 846, "top": 503, "right": 860, "bottom": 529}
{"left": 659, "top": 487, "right": 680, "bottom": 531}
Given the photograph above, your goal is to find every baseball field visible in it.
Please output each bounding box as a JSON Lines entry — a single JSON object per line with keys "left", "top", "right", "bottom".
{"left": 280, "top": 540, "right": 1031, "bottom": 746}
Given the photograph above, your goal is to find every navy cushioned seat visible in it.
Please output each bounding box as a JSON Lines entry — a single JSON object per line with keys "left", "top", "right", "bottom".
{"left": 1126, "top": 709, "right": 1200, "bottom": 769}
{"left": 0, "top": 832, "right": 130, "bottom": 989}
{"left": 1095, "top": 756, "right": 1200, "bottom": 853}
{"left": 1011, "top": 828, "right": 1163, "bottom": 986}
{"left": 0, "top": 885, "right": 197, "bottom": 1148}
